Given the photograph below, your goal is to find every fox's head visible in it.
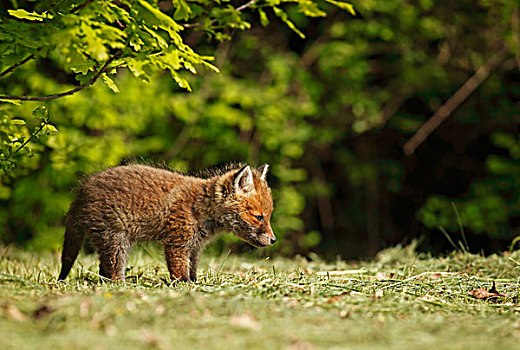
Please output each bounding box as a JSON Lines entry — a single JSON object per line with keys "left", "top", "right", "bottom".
{"left": 215, "top": 164, "right": 276, "bottom": 248}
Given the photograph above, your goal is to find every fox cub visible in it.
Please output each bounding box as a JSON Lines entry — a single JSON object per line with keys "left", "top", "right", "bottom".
{"left": 58, "top": 163, "right": 275, "bottom": 282}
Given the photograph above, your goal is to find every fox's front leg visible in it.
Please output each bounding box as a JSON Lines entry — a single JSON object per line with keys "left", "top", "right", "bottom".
{"left": 164, "top": 242, "right": 190, "bottom": 282}
{"left": 189, "top": 247, "right": 203, "bottom": 282}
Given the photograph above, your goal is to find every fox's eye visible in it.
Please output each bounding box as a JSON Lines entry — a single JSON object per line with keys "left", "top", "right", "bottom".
{"left": 254, "top": 215, "right": 264, "bottom": 222}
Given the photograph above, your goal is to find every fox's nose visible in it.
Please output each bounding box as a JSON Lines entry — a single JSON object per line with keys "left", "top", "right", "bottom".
{"left": 270, "top": 236, "right": 277, "bottom": 245}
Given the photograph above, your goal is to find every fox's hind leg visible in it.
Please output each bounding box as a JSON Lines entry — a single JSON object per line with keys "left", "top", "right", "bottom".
{"left": 96, "top": 234, "right": 131, "bottom": 281}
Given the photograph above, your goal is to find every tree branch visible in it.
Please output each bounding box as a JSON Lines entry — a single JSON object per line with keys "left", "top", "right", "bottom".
{"left": 4, "top": 119, "right": 48, "bottom": 162}
{"left": 181, "top": 0, "right": 258, "bottom": 28}
{"left": 0, "top": 52, "right": 121, "bottom": 102}
{"left": 379, "top": 94, "right": 408, "bottom": 126}
{"left": 70, "top": 0, "right": 92, "bottom": 14}
{"left": 512, "top": 4, "right": 520, "bottom": 71}
{"left": 403, "top": 51, "right": 507, "bottom": 156}
{"left": 0, "top": 54, "right": 35, "bottom": 79}
{"left": 236, "top": 0, "right": 257, "bottom": 12}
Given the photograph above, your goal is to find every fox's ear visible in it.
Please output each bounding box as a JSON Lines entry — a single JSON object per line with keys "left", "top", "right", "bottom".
{"left": 257, "top": 164, "right": 269, "bottom": 181}
{"left": 234, "top": 166, "right": 255, "bottom": 195}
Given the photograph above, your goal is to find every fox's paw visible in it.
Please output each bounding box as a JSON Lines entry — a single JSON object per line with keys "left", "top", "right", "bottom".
{"left": 169, "top": 274, "right": 192, "bottom": 284}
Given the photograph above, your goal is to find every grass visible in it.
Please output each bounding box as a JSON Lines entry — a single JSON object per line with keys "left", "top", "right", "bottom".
{"left": 2, "top": 243, "right": 520, "bottom": 349}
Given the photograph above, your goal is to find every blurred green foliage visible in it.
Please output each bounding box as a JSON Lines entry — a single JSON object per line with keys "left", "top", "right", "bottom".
{"left": 0, "top": 0, "right": 347, "bottom": 172}
{"left": 0, "top": 0, "right": 353, "bottom": 252}
{"left": 2, "top": 0, "right": 520, "bottom": 256}
{"left": 419, "top": 131, "right": 520, "bottom": 239}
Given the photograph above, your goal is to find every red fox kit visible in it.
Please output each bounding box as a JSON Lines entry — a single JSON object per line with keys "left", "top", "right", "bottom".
{"left": 58, "top": 163, "right": 275, "bottom": 282}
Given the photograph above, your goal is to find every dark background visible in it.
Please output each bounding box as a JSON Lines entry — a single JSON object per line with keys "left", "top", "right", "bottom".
{"left": 1, "top": 0, "right": 520, "bottom": 258}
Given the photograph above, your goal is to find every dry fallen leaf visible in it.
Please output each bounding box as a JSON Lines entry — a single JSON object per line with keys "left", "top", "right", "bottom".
{"left": 374, "top": 290, "right": 384, "bottom": 300}
{"left": 339, "top": 310, "right": 351, "bottom": 318}
{"left": 5, "top": 303, "right": 27, "bottom": 322}
{"left": 430, "top": 273, "right": 442, "bottom": 280}
{"left": 104, "top": 324, "right": 118, "bottom": 337}
{"left": 470, "top": 282, "right": 508, "bottom": 300}
{"left": 230, "top": 312, "right": 260, "bottom": 330}
{"left": 419, "top": 295, "right": 436, "bottom": 302}
{"left": 155, "top": 305, "right": 166, "bottom": 315}
{"left": 375, "top": 272, "right": 388, "bottom": 280}
{"left": 79, "top": 298, "right": 92, "bottom": 317}
{"left": 327, "top": 292, "right": 350, "bottom": 303}
{"left": 470, "top": 289, "right": 491, "bottom": 299}
{"left": 126, "top": 301, "right": 136, "bottom": 312}
{"left": 285, "top": 340, "right": 314, "bottom": 350}
{"left": 140, "top": 329, "right": 163, "bottom": 349}
{"left": 375, "top": 272, "right": 396, "bottom": 280}
{"left": 33, "top": 305, "right": 53, "bottom": 320}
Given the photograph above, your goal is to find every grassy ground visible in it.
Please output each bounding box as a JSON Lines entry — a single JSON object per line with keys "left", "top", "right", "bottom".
{"left": 1, "top": 243, "right": 520, "bottom": 350}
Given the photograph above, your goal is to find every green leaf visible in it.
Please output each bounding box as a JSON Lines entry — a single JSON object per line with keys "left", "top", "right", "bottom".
{"left": 0, "top": 99, "right": 22, "bottom": 106}
{"left": 32, "top": 106, "right": 49, "bottom": 121}
{"left": 42, "top": 124, "right": 59, "bottom": 135}
{"left": 324, "top": 0, "right": 355, "bottom": 15}
{"left": 126, "top": 58, "right": 152, "bottom": 83}
{"left": 198, "top": 56, "right": 220, "bottom": 74}
{"left": 172, "top": 0, "right": 192, "bottom": 21}
{"left": 75, "top": 71, "right": 96, "bottom": 85}
{"left": 70, "top": 60, "right": 96, "bottom": 75}
{"left": 8, "top": 9, "right": 53, "bottom": 21}
{"left": 258, "top": 8, "right": 269, "bottom": 27}
{"left": 170, "top": 71, "right": 192, "bottom": 91}
{"left": 134, "top": 0, "right": 183, "bottom": 33}
{"left": 101, "top": 74, "right": 120, "bottom": 93}
{"left": 272, "top": 7, "right": 305, "bottom": 39}
{"left": 10, "top": 119, "right": 26, "bottom": 126}
{"left": 141, "top": 25, "right": 169, "bottom": 49}
{"left": 298, "top": 1, "right": 327, "bottom": 17}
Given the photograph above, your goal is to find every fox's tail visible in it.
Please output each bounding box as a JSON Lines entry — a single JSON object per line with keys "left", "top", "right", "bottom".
{"left": 58, "top": 222, "right": 85, "bottom": 281}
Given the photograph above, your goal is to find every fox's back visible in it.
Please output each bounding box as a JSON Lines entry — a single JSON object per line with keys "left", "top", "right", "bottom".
{"left": 68, "top": 165, "right": 198, "bottom": 230}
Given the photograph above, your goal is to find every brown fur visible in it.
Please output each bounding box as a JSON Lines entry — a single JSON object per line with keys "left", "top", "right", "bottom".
{"left": 58, "top": 163, "right": 275, "bottom": 282}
